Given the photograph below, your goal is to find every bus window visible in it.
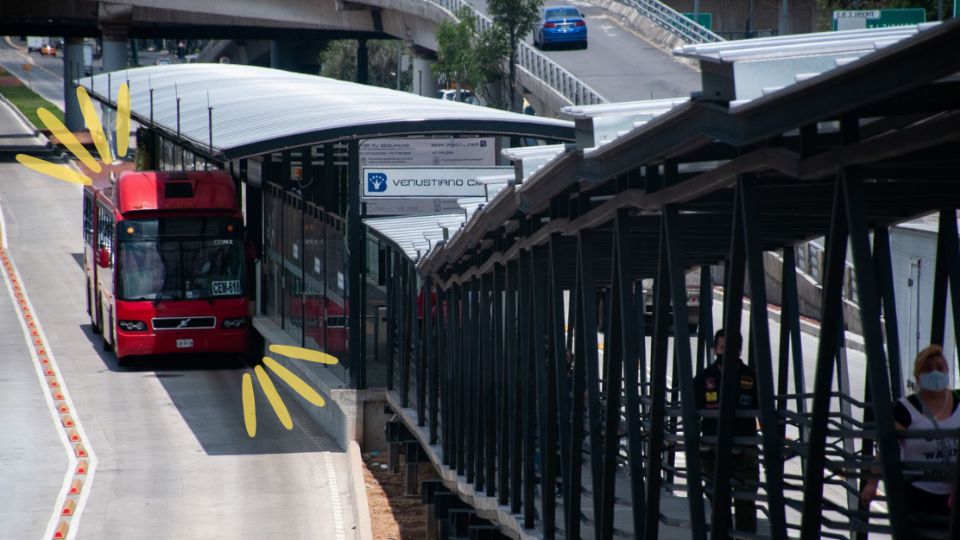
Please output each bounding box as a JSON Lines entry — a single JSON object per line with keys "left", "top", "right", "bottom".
{"left": 83, "top": 192, "right": 94, "bottom": 246}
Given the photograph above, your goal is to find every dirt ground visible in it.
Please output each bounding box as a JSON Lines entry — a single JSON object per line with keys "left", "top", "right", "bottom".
{"left": 363, "top": 449, "right": 441, "bottom": 540}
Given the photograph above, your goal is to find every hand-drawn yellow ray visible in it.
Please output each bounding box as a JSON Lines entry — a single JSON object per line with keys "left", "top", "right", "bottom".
{"left": 242, "top": 372, "right": 257, "bottom": 438}
{"left": 36, "top": 108, "right": 101, "bottom": 173}
{"left": 263, "top": 356, "right": 326, "bottom": 407}
{"left": 254, "top": 365, "right": 293, "bottom": 430}
{"left": 116, "top": 84, "right": 130, "bottom": 157}
{"left": 76, "top": 86, "right": 112, "bottom": 163}
{"left": 268, "top": 344, "right": 340, "bottom": 365}
{"left": 15, "top": 155, "right": 92, "bottom": 186}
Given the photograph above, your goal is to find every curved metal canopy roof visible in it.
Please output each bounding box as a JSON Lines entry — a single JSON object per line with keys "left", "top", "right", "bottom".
{"left": 78, "top": 64, "right": 574, "bottom": 160}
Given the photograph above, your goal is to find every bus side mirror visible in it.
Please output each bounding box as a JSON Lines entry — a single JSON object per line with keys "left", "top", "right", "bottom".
{"left": 96, "top": 247, "right": 110, "bottom": 268}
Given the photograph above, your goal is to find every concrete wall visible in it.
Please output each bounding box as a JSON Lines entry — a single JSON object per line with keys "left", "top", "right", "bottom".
{"left": 889, "top": 226, "right": 957, "bottom": 387}
{"left": 662, "top": 0, "right": 819, "bottom": 35}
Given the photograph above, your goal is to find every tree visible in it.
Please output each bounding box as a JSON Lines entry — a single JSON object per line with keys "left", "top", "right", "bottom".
{"left": 435, "top": 8, "right": 484, "bottom": 92}
{"left": 486, "top": 0, "right": 543, "bottom": 112}
{"left": 434, "top": 8, "right": 511, "bottom": 108}
{"left": 319, "top": 39, "right": 412, "bottom": 90}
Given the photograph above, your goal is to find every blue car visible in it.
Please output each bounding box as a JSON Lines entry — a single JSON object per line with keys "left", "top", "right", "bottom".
{"left": 534, "top": 6, "right": 588, "bottom": 50}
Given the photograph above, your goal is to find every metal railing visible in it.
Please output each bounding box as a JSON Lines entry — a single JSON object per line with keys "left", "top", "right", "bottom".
{"left": 431, "top": 0, "right": 607, "bottom": 106}
{"left": 617, "top": 0, "right": 724, "bottom": 44}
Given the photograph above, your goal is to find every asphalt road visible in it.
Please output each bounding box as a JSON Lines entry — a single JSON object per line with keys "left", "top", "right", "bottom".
{"left": 466, "top": 0, "right": 701, "bottom": 103}
{"left": 0, "top": 100, "right": 355, "bottom": 538}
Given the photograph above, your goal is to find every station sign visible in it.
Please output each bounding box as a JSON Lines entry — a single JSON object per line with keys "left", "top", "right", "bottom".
{"left": 359, "top": 137, "right": 498, "bottom": 215}
{"left": 832, "top": 8, "right": 925, "bottom": 30}
{"left": 359, "top": 137, "right": 495, "bottom": 168}
{"left": 362, "top": 166, "right": 511, "bottom": 199}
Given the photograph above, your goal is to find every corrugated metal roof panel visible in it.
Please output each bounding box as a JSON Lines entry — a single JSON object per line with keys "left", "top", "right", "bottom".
{"left": 79, "top": 64, "right": 573, "bottom": 160}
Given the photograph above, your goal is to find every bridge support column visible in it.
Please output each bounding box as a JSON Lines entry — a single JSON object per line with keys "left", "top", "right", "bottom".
{"left": 270, "top": 40, "right": 298, "bottom": 72}
{"left": 62, "top": 37, "right": 84, "bottom": 131}
{"left": 356, "top": 39, "right": 368, "bottom": 85}
{"left": 411, "top": 57, "right": 436, "bottom": 98}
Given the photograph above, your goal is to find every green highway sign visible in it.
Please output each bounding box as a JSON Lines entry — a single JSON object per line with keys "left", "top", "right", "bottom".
{"left": 682, "top": 12, "right": 713, "bottom": 30}
{"left": 832, "top": 8, "right": 926, "bottom": 31}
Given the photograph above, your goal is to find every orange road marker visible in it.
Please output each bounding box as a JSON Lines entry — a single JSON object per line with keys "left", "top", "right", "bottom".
{"left": 68, "top": 429, "right": 80, "bottom": 442}
{"left": 45, "top": 367, "right": 55, "bottom": 376}
{"left": 52, "top": 391, "right": 64, "bottom": 400}
{"left": 62, "top": 499, "right": 76, "bottom": 516}
{"left": 75, "top": 460, "right": 88, "bottom": 475}
{"left": 74, "top": 444, "right": 87, "bottom": 458}
{"left": 57, "top": 401, "right": 69, "bottom": 413}
{"left": 61, "top": 415, "right": 74, "bottom": 427}
{"left": 48, "top": 378, "right": 60, "bottom": 389}
{"left": 68, "top": 479, "right": 83, "bottom": 494}
{"left": 53, "top": 521, "right": 69, "bottom": 539}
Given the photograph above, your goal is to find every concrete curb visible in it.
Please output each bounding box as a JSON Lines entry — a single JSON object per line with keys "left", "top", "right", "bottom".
{"left": 347, "top": 440, "right": 375, "bottom": 540}
{"left": 0, "top": 93, "right": 41, "bottom": 137}
{"left": 713, "top": 288, "right": 867, "bottom": 353}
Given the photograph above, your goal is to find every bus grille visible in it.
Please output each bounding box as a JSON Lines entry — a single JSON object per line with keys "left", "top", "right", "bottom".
{"left": 152, "top": 316, "right": 216, "bottom": 330}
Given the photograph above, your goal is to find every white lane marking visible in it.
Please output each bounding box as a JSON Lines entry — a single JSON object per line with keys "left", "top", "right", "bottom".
{"left": 0, "top": 201, "right": 97, "bottom": 539}
{"left": 322, "top": 452, "right": 347, "bottom": 540}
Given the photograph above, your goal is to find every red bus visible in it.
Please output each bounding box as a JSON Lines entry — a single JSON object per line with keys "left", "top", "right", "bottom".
{"left": 83, "top": 170, "right": 250, "bottom": 364}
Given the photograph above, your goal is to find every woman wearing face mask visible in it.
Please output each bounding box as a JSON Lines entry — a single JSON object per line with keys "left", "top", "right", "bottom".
{"left": 861, "top": 344, "right": 958, "bottom": 531}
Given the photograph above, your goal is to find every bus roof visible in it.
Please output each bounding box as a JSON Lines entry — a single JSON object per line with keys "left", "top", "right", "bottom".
{"left": 114, "top": 170, "right": 238, "bottom": 215}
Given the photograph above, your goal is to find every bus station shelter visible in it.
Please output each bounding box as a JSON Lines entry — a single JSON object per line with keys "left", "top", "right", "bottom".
{"left": 79, "top": 64, "right": 574, "bottom": 447}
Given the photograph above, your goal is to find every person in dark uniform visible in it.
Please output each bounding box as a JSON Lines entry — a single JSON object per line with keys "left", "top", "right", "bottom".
{"left": 694, "top": 329, "right": 760, "bottom": 533}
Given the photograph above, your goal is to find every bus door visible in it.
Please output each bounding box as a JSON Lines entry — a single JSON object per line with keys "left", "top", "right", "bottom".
{"left": 83, "top": 189, "right": 96, "bottom": 316}
{"left": 95, "top": 202, "right": 116, "bottom": 326}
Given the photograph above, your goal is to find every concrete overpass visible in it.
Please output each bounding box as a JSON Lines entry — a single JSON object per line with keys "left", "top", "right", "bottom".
{"left": 0, "top": 0, "right": 457, "bottom": 130}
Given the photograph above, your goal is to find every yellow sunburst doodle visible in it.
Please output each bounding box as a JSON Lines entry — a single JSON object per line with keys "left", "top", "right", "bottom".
{"left": 15, "top": 83, "right": 131, "bottom": 186}
{"left": 241, "top": 345, "right": 340, "bottom": 438}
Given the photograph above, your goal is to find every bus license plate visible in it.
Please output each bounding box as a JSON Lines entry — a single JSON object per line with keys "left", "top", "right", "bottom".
{"left": 212, "top": 280, "right": 242, "bottom": 296}
{"left": 177, "top": 339, "right": 194, "bottom": 349}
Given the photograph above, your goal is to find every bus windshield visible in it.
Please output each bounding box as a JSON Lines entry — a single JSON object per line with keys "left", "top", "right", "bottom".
{"left": 118, "top": 217, "right": 245, "bottom": 301}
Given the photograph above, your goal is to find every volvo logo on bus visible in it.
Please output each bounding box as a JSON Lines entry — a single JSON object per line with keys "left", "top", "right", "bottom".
{"left": 177, "top": 318, "right": 192, "bottom": 328}
{"left": 367, "top": 172, "right": 388, "bottom": 193}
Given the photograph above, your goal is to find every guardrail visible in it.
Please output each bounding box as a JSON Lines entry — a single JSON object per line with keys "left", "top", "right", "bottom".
{"left": 617, "top": 0, "right": 724, "bottom": 44}
{"left": 432, "top": 0, "right": 607, "bottom": 106}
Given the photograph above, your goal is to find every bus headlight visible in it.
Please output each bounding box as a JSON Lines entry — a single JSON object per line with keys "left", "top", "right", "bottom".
{"left": 222, "top": 318, "right": 248, "bottom": 329}
{"left": 118, "top": 320, "right": 147, "bottom": 331}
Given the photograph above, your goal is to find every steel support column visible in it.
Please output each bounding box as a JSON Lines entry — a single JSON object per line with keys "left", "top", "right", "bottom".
{"left": 531, "top": 245, "right": 557, "bottom": 536}
{"left": 872, "top": 228, "right": 902, "bottom": 399}
{"left": 613, "top": 210, "right": 648, "bottom": 537}
{"left": 346, "top": 140, "right": 363, "bottom": 388}
{"left": 525, "top": 247, "right": 546, "bottom": 529}
{"left": 712, "top": 183, "right": 747, "bottom": 540}
{"left": 575, "top": 232, "right": 605, "bottom": 538}
{"left": 778, "top": 247, "right": 807, "bottom": 454}
{"left": 484, "top": 270, "right": 498, "bottom": 498}
{"left": 643, "top": 217, "right": 674, "bottom": 540}
{"left": 738, "top": 176, "right": 787, "bottom": 539}
{"left": 663, "top": 206, "right": 708, "bottom": 540}
{"left": 510, "top": 256, "right": 524, "bottom": 515}
{"left": 799, "top": 175, "right": 849, "bottom": 538}
{"left": 549, "top": 234, "right": 573, "bottom": 514}
{"left": 497, "top": 260, "right": 512, "bottom": 506}
{"left": 843, "top": 169, "right": 910, "bottom": 539}
{"left": 697, "top": 264, "right": 715, "bottom": 372}
{"left": 466, "top": 277, "right": 478, "bottom": 484}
